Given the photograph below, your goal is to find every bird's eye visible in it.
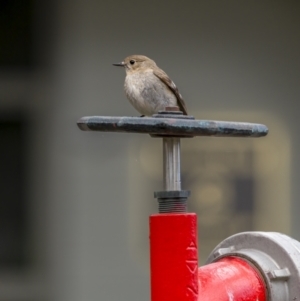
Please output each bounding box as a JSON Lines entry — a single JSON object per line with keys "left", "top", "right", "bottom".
{"left": 129, "top": 60, "right": 135, "bottom": 65}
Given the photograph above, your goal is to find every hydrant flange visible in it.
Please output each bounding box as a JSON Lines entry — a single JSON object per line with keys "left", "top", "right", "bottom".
{"left": 206, "top": 232, "right": 300, "bottom": 301}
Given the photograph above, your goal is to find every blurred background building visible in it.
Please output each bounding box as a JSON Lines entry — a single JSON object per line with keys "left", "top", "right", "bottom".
{"left": 0, "top": 0, "right": 299, "bottom": 300}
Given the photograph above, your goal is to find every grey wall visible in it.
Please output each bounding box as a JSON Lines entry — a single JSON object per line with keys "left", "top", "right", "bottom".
{"left": 0, "top": 1, "right": 299, "bottom": 300}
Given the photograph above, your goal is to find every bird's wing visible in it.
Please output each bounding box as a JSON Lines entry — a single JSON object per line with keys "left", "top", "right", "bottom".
{"left": 153, "top": 69, "right": 188, "bottom": 115}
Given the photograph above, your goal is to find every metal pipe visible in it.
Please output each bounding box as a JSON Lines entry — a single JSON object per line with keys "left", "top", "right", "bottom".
{"left": 163, "top": 138, "right": 181, "bottom": 191}
{"left": 197, "top": 257, "right": 266, "bottom": 301}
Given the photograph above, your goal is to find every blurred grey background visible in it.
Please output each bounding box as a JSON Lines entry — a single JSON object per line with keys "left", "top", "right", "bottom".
{"left": 0, "top": 0, "right": 299, "bottom": 300}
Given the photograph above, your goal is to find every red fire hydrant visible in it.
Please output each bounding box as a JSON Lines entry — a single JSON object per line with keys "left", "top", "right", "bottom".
{"left": 150, "top": 214, "right": 300, "bottom": 301}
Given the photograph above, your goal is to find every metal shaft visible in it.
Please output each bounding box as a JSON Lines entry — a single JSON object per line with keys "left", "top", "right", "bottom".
{"left": 163, "top": 138, "right": 181, "bottom": 191}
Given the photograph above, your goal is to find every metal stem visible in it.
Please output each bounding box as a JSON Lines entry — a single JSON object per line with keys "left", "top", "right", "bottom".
{"left": 163, "top": 138, "right": 181, "bottom": 191}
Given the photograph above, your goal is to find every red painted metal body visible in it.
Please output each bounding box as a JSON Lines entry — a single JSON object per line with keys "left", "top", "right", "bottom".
{"left": 150, "top": 213, "right": 198, "bottom": 301}
{"left": 150, "top": 213, "right": 266, "bottom": 301}
{"left": 198, "top": 257, "right": 266, "bottom": 301}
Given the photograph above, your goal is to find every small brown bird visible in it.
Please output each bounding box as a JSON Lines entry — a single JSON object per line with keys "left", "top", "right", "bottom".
{"left": 113, "top": 55, "right": 188, "bottom": 116}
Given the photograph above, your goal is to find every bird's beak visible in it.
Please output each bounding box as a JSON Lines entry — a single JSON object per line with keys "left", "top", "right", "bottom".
{"left": 112, "top": 61, "right": 125, "bottom": 67}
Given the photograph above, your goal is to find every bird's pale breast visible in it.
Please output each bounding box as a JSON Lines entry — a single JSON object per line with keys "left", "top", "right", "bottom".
{"left": 124, "top": 70, "right": 177, "bottom": 116}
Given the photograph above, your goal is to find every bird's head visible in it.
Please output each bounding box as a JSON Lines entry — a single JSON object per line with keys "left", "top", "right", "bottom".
{"left": 113, "top": 55, "right": 156, "bottom": 74}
